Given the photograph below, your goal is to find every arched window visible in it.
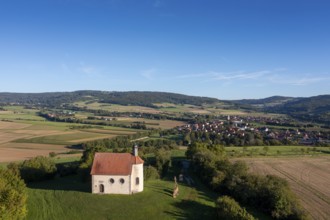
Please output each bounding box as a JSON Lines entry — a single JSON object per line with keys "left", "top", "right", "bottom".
{"left": 99, "top": 184, "right": 104, "bottom": 193}
{"left": 136, "top": 177, "right": 139, "bottom": 185}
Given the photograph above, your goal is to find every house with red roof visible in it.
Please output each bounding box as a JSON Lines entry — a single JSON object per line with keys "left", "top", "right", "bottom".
{"left": 90, "top": 145, "right": 144, "bottom": 194}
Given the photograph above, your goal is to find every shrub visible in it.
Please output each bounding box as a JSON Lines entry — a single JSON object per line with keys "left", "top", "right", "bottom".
{"left": 49, "top": 152, "right": 57, "bottom": 157}
{"left": 56, "top": 162, "right": 79, "bottom": 177}
{"left": 20, "top": 156, "right": 57, "bottom": 182}
{"left": 144, "top": 166, "right": 160, "bottom": 181}
{"left": 0, "top": 168, "right": 27, "bottom": 220}
{"left": 216, "top": 196, "right": 255, "bottom": 220}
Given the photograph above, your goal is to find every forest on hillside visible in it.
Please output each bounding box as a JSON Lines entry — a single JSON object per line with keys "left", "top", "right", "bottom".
{"left": 0, "top": 91, "right": 218, "bottom": 107}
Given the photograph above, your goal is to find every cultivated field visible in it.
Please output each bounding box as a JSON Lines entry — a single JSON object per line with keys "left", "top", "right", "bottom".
{"left": 0, "top": 106, "right": 187, "bottom": 163}
{"left": 74, "top": 101, "right": 162, "bottom": 114}
{"left": 239, "top": 156, "right": 330, "bottom": 220}
{"left": 75, "top": 101, "right": 251, "bottom": 115}
{"left": 0, "top": 119, "right": 139, "bottom": 162}
{"left": 111, "top": 117, "right": 186, "bottom": 129}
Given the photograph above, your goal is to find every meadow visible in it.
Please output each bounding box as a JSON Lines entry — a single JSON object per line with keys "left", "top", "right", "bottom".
{"left": 26, "top": 176, "right": 217, "bottom": 220}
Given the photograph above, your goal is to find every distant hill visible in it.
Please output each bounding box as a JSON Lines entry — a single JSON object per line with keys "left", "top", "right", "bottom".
{"left": 0, "top": 91, "right": 219, "bottom": 107}
{"left": 267, "top": 95, "right": 330, "bottom": 124}
{"left": 233, "top": 95, "right": 330, "bottom": 124}
{"left": 232, "top": 96, "right": 297, "bottom": 107}
{"left": 1, "top": 91, "right": 329, "bottom": 124}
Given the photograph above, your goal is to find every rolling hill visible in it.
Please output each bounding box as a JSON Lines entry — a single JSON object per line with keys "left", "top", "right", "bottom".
{"left": 267, "top": 95, "right": 330, "bottom": 124}
{"left": 1, "top": 91, "right": 329, "bottom": 124}
{"left": 234, "top": 95, "right": 330, "bottom": 124}
{"left": 0, "top": 91, "right": 219, "bottom": 108}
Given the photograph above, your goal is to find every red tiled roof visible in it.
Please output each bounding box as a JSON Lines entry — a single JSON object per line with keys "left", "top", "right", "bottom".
{"left": 90, "top": 153, "right": 144, "bottom": 175}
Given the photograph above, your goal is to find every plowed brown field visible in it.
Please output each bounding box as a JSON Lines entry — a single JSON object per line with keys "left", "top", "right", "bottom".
{"left": 0, "top": 143, "right": 70, "bottom": 162}
{"left": 238, "top": 157, "right": 330, "bottom": 220}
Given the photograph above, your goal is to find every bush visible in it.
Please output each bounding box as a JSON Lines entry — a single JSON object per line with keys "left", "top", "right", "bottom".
{"left": 0, "top": 168, "right": 27, "bottom": 220}
{"left": 144, "top": 166, "right": 160, "bottom": 181}
{"left": 56, "top": 162, "right": 79, "bottom": 177}
{"left": 20, "top": 156, "right": 57, "bottom": 182}
{"left": 216, "top": 196, "right": 255, "bottom": 220}
{"left": 49, "top": 152, "right": 57, "bottom": 157}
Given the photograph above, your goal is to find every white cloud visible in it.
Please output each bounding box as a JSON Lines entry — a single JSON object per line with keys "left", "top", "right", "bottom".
{"left": 293, "top": 77, "right": 327, "bottom": 86}
{"left": 270, "top": 75, "right": 330, "bottom": 86}
{"left": 176, "top": 72, "right": 214, "bottom": 79}
{"left": 213, "top": 70, "right": 271, "bottom": 81}
{"left": 141, "top": 68, "right": 157, "bottom": 80}
{"left": 177, "top": 70, "right": 273, "bottom": 81}
{"left": 175, "top": 68, "right": 330, "bottom": 87}
{"left": 78, "top": 62, "right": 98, "bottom": 76}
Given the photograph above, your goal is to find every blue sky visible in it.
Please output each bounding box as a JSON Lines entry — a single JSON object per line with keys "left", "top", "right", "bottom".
{"left": 0, "top": 0, "right": 329, "bottom": 99}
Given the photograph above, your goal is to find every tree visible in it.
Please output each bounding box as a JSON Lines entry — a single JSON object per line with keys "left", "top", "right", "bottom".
{"left": 0, "top": 168, "right": 27, "bottom": 220}
{"left": 154, "top": 148, "right": 171, "bottom": 177}
{"left": 183, "top": 133, "right": 191, "bottom": 145}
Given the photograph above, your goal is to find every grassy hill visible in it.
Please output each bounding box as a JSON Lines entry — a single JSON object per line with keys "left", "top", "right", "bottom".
{"left": 26, "top": 175, "right": 217, "bottom": 220}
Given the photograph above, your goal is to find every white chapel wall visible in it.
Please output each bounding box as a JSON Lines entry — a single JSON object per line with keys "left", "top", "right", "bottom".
{"left": 130, "top": 163, "right": 144, "bottom": 193}
{"left": 92, "top": 175, "right": 130, "bottom": 194}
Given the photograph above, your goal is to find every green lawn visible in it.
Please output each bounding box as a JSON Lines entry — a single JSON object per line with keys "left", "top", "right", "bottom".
{"left": 26, "top": 175, "right": 217, "bottom": 220}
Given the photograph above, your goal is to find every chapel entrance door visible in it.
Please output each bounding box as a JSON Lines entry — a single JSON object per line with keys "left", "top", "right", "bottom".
{"left": 99, "top": 184, "right": 104, "bottom": 193}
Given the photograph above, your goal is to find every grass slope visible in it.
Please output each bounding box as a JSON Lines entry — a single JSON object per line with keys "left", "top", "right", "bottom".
{"left": 27, "top": 176, "right": 216, "bottom": 220}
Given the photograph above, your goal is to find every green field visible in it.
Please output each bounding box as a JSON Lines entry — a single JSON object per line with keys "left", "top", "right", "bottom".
{"left": 74, "top": 102, "right": 161, "bottom": 114}
{"left": 74, "top": 100, "right": 282, "bottom": 118}
{"left": 0, "top": 106, "right": 44, "bottom": 121}
{"left": 26, "top": 176, "right": 217, "bottom": 220}
{"left": 225, "top": 145, "right": 330, "bottom": 157}
{"left": 14, "top": 131, "right": 117, "bottom": 145}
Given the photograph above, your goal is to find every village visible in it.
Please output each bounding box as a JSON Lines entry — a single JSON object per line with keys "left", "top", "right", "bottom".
{"left": 178, "top": 115, "right": 330, "bottom": 146}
